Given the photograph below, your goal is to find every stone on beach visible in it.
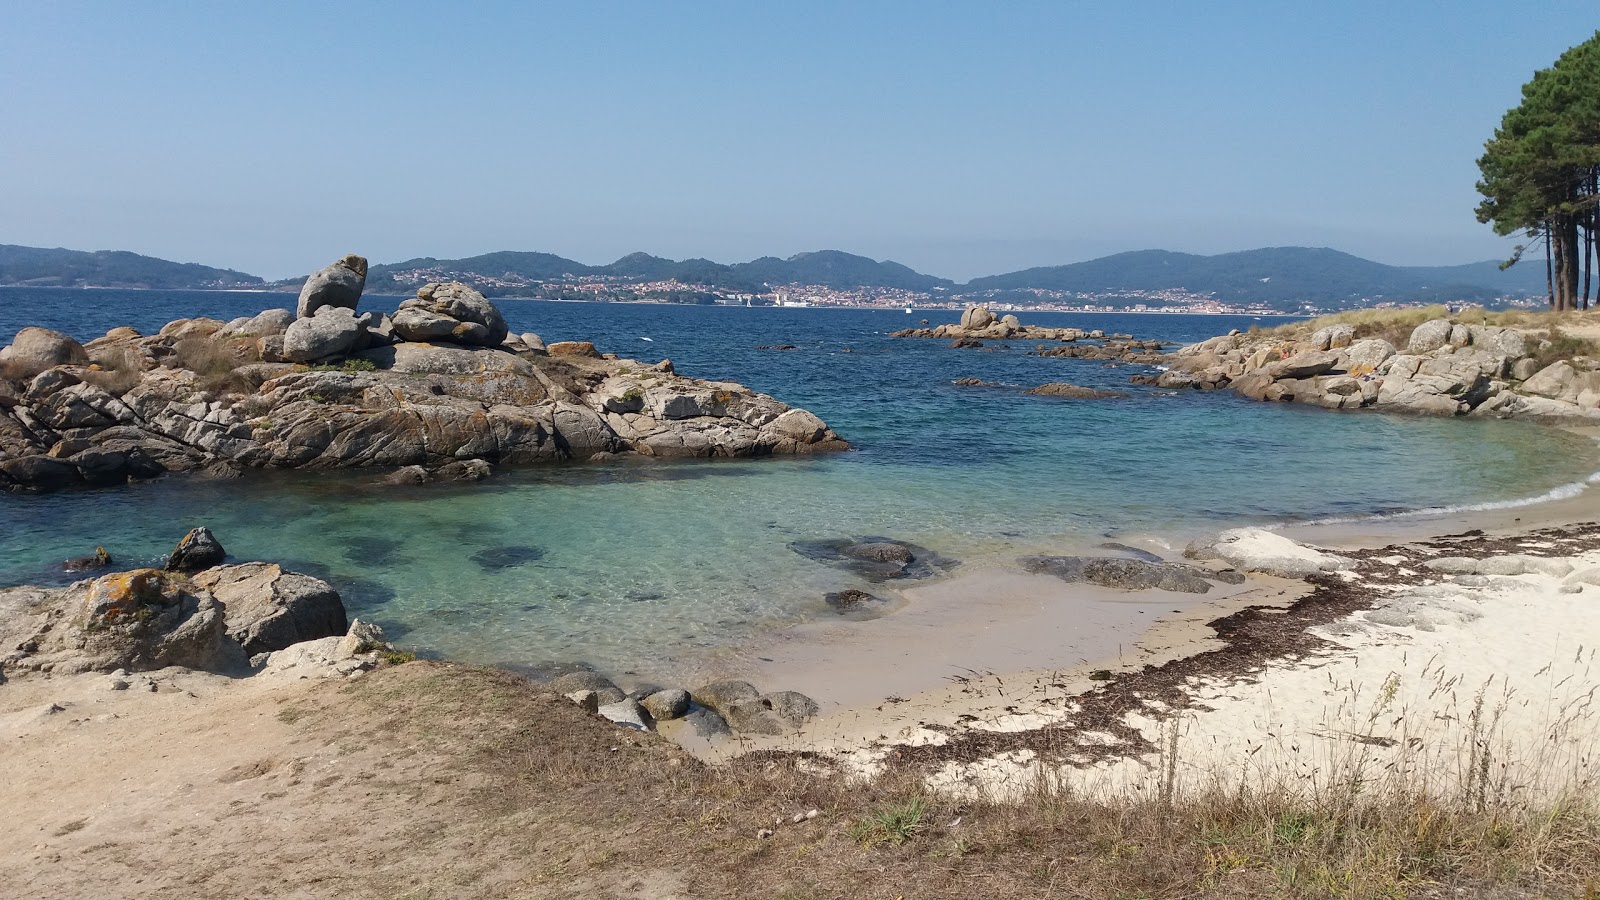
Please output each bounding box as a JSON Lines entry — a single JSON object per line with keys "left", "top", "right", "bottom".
{"left": 1186, "top": 528, "right": 1351, "bottom": 578}
{"left": 191, "top": 562, "right": 348, "bottom": 656}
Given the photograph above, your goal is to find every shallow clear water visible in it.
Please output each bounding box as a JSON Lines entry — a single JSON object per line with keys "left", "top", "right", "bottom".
{"left": 3, "top": 289, "right": 1596, "bottom": 674}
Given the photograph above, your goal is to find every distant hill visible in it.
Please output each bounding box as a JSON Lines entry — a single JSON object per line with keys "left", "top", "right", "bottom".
{"left": 3, "top": 242, "right": 1555, "bottom": 309}
{"left": 966, "top": 247, "right": 1547, "bottom": 307}
{"left": 360, "top": 248, "right": 947, "bottom": 295}
{"left": 0, "top": 244, "right": 263, "bottom": 289}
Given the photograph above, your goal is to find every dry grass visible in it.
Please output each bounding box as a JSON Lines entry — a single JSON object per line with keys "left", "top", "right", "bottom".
{"left": 1253, "top": 306, "right": 1600, "bottom": 364}
{"left": 81, "top": 345, "right": 145, "bottom": 396}
{"left": 278, "top": 661, "right": 1600, "bottom": 899}
{"left": 168, "top": 335, "right": 262, "bottom": 397}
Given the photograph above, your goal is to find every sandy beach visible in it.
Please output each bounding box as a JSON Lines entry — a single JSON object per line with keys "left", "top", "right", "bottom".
{"left": 6, "top": 474, "right": 1600, "bottom": 898}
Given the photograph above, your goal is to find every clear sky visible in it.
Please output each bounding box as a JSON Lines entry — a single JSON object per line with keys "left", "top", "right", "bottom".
{"left": 2, "top": 2, "right": 1597, "bottom": 281}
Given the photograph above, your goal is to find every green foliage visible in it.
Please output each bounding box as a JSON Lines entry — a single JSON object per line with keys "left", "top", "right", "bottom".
{"left": 309, "top": 358, "right": 377, "bottom": 373}
{"left": 1475, "top": 31, "right": 1600, "bottom": 309}
{"left": 848, "top": 795, "right": 927, "bottom": 847}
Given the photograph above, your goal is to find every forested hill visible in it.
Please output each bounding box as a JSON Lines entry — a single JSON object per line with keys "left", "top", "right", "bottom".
{"left": 0, "top": 245, "right": 263, "bottom": 289}
{"left": 1, "top": 242, "right": 1553, "bottom": 307}
{"left": 966, "top": 247, "right": 1547, "bottom": 305}
{"left": 361, "top": 249, "right": 952, "bottom": 294}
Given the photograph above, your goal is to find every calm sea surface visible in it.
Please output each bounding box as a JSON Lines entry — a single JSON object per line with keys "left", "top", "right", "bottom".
{"left": 3, "top": 287, "right": 1595, "bottom": 674}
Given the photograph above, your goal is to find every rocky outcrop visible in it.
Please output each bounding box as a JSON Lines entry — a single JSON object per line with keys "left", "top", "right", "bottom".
{"left": 0, "top": 270, "right": 848, "bottom": 491}
{"left": 391, "top": 282, "right": 508, "bottom": 347}
{"left": 1021, "top": 382, "right": 1129, "bottom": 399}
{"left": 296, "top": 254, "right": 368, "bottom": 319}
{"left": 1157, "top": 317, "right": 1600, "bottom": 422}
{"left": 0, "top": 568, "right": 240, "bottom": 675}
{"left": 191, "top": 562, "right": 348, "bottom": 656}
{"left": 894, "top": 305, "right": 1109, "bottom": 344}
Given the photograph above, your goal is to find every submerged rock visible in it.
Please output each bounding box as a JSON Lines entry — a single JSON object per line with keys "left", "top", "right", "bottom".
{"left": 1019, "top": 555, "right": 1241, "bottom": 593}
{"left": 790, "top": 537, "right": 958, "bottom": 582}
{"left": 1021, "top": 382, "right": 1129, "bottom": 399}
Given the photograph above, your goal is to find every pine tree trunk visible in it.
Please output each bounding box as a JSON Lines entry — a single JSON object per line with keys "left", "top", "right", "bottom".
{"left": 1556, "top": 214, "right": 1581, "bottom": 312}
{"left": 1547, "top": 223, "right": 1556, "bottom": 310}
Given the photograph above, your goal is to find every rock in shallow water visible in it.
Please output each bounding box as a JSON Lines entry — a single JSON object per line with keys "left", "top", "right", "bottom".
{"left": 1020, "top": 555, "right": 1240, "bottom": 594}
{"left": 166, "top": 527, "right": 226, "bottom": 573}
{"left": 789, "top": 537, "right": 959, "bottom": 582}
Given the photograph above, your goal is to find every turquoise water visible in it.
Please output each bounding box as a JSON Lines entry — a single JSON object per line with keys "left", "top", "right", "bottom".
{"left": 3, "top": 290, "right": 1597, "bottom": 675}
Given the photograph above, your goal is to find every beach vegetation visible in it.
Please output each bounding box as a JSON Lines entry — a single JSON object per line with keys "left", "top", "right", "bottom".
{"left": 257, "top": 661, "right": 1600, "bottom": 899}
{"left": 82, "top": 344, "right": 143, "bottom": 395}
{"left": 309, "top": 358, "right": 377, "bottom": 373}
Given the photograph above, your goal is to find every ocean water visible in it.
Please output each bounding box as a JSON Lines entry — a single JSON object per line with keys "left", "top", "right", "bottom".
{"left": 3, "top": 288, "right": 1596, "bottom": 676}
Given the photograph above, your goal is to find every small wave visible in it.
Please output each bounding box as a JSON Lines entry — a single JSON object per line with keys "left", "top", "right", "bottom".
{"left": 1290, "top": 474, "right": 1599, "bottom": 527}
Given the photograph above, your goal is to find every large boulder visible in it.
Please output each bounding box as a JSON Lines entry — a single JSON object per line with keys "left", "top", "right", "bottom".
{"left": 391, "top": 282, "right": 509, "bottom": 347}
{"left": 296, "top": 254, "right": 368, "bottom": 319}
{"left": 166, "top": 526, "right": 226, "bottom": 572}
{"left": 282, "top": 306, "right": 366, "bottom": 363}
{"left": 0, "top": 327, "right": 90, "bottom": 378}
{"left": 1186, "top": 528, "right": 1351, "bottom": 579}
{"left": 59, "top": 568, "right": 236, "bottom": 673}
{"left": 220, "top": 308, "right": 295, "bottom": 338}
{"left": 959, "top": 306, "right": 997, "bottom": 331}
{"left": 1310, "top": 324, "right": 1355, "bottom": 351}
{"left": 1271, "top": 350, "right": 1342, "bottom": 379}
{"left": 190, "top": 562, "right": 348, "bottom": 656}
{"left": 1407, "top": 319, "right": 1454, "bottom": 354}
{"left": 1343, "top": 338, "right": 1396, "bottom": 372}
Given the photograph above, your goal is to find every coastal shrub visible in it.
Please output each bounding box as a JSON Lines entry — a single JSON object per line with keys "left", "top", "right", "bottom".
{"left": 240, "top": 659, "right": 1600, "bottom": 899}
{"left": 848, "top": 795, "right": 928, "bottom": 847}
{"left": 170, "top": 335, "right": 262, "bottom": 398}
{"left": 82, "top": 345, "right": 144, "bottom": 395}
{"left": 309, "top": 358, "right": 378, "bottom": 374}
{"left": 1528, "top": 327, "right": 1600, "bottom": 370}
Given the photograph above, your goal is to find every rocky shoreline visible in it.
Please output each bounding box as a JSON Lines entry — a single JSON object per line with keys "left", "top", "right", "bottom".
{"left": 0, "top": 254, "right": 847, "bottom": 491}
{"left": 1152, "top": 314, "right": 1600, "bottom": 420}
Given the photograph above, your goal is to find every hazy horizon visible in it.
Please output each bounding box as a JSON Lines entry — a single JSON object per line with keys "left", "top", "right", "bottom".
{"left": 4, "top": 3, "right": 1597, "bottom": 280}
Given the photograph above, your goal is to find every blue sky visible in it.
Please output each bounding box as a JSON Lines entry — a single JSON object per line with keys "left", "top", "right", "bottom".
{"left": 2, "top": 2, "right": 1596, "bottom": 280}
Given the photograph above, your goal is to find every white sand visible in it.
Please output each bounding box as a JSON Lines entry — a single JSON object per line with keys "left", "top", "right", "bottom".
{"left": 923, "top": 546, "right": 1600, "bottom": 801}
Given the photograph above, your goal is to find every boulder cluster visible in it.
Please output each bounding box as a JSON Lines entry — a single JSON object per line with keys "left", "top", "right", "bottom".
{"left": 0, "top": 527, "right": 380, "bottom": 679}
{"left": 892, "top": 305, "right": 1166, "bottom": 360}
{"left": 545, "top": 670, "right": 819, "bottom": 739}
{"left": 1152, "top": 317, "right": 1600, "bottom": 420}
{"left": 0, "top": 254, "right": 848, "bottom": 491}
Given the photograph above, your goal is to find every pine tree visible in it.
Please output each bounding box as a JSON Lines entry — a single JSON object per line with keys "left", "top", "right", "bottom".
{"left": 1476, "top": 32, "right": 1600, "bottom": 311}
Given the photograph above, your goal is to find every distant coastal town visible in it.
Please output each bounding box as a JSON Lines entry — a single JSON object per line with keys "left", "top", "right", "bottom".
{"left": 377, "top": 262, "right": 1541, "bottom": 316}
